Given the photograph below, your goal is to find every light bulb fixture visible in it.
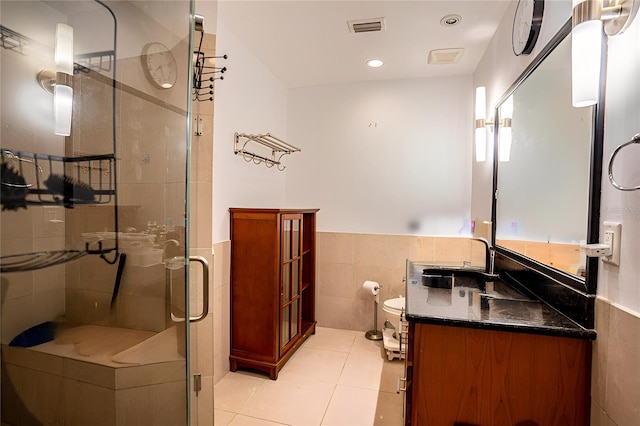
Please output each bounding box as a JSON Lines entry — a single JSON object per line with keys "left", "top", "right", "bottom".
{"left": 571, "top": 0, "right": 639, "bottom": 107}
{"left": 35, "top": 23, "right": 75, "bottom": 136}
{"left": 55, "top": 23, "right": 74, "bottom": 75}
{"left": 366, "top": 59, "right": 384, "bottom": 68}
{"left": 54, "top": 23, "right": 74, "bottom": 136}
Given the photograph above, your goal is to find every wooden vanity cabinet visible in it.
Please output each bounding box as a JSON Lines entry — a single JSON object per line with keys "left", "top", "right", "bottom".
{"left": 404, "top": 322, "right": 591, "bottom": 425}
{"left": 229, "top": 208, "right": 318, "bottom": 379}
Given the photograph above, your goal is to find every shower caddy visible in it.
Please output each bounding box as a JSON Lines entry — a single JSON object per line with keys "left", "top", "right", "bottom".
{"left": 0, "top": 150, "right": 118, "bottom": 272}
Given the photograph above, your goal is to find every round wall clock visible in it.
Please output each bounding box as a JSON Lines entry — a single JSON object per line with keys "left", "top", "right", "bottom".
{"left": 512, "top": 0, "right": 545, "bottom": 56}
{"left": 141, "top": 42, "right": 177, "bottom": 89}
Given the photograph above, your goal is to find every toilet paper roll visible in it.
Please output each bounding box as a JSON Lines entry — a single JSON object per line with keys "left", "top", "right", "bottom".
{"left": 363, "top": 280, "right": 380, "bottom": 296}
{"left": 363, "top": 280, "right": 381, "bottom": 304}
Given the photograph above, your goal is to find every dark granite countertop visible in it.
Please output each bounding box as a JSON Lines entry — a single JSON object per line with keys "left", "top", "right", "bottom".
{"left": 404, "top": 261, "right": 596, "bottom": 340}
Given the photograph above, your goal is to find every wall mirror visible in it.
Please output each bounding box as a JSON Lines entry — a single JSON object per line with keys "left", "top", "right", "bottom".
{"left": 492, "top": 20, "right": 603, "bottom": 295}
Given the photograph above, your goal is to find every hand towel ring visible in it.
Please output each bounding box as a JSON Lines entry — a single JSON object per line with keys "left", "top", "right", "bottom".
{"left": 608, "top": 133, "right": 640, "bottom": 191}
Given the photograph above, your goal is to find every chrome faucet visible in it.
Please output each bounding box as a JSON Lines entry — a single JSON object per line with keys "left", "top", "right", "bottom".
{"left": 473, "top": 238, "right": 496, "bottom": 277}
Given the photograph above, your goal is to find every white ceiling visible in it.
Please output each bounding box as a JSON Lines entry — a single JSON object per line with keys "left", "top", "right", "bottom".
{"left": 218, "top": 0, "right": 512, "bottom": 88}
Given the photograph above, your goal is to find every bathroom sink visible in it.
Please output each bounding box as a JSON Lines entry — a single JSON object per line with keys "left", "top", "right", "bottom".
{"left": 421, "top": 266, "right": 536, "bottom": 305}
{"left": 421, "top": 266, "right": 492, "bottom": 289}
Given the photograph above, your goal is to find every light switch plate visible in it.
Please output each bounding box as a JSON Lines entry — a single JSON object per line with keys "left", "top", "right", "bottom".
{"left": 603, "top": 221, "right": 622, "bottom": 266}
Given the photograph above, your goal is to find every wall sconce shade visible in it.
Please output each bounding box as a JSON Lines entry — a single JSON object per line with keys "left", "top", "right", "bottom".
{"left": 55, "top": 23, "right": 74, "bottom": 75}
{"left": 572, "top": 13, "right": 602, "bottom": 107}
{"left": 499, "top": 128, "right": 512, "bottom": 162}
{"left": 54, "top": 84, "right": 73, "bottom": 136}
{"left": 54, "top": 23, "right": 74, "bottom": 136}
{"left": 499, "top": 95, "right": 513, "bottom": 162}
{"left": 475, "top": 127, "right": 487, "bottom": 162}
{"left": 571, "top": 0, "right": 639, "bottom": 107}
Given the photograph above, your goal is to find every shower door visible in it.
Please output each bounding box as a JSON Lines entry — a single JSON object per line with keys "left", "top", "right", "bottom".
{"left": 0, "top": 0, "right": 207, "bottom": 424}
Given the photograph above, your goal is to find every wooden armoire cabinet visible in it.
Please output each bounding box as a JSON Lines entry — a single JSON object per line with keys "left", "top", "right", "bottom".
{"left": 229, "top": 208, "right": 319, "bottom": 379}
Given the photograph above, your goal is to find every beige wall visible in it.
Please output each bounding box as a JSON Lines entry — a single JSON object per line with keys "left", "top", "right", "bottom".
{"left": 591, "top": 299, "right": 640, "bottom": 425}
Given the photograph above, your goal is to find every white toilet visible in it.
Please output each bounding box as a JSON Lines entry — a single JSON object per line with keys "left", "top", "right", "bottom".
{"left": 382, "top": 296, "right": 406, "bottom": 361}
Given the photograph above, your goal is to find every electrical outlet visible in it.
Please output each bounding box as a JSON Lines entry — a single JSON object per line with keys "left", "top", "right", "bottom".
{"left": 603, "top": 221, "right": 622, "bottom": 266}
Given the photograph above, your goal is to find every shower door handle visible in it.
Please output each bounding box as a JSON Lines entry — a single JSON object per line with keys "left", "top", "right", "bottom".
{"left": 168, "top": 255, "right": 210, "bottom": 323}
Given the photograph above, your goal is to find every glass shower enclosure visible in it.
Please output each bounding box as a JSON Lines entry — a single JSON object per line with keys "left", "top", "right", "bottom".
{"left": 1, "top": 0, "right": 203, "bottom": 424}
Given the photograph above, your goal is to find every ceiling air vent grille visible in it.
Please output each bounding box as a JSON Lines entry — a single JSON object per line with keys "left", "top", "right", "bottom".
{"left": 348, "top": 18, "right": 386, "bottom": 34}
{"left": 428, "top": 48, "right": 465, "bottom": 65}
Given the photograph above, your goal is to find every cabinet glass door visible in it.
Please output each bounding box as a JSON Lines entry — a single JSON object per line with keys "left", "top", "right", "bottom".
{"left": 281, "top": 215, "right": 302, "bottom": 350}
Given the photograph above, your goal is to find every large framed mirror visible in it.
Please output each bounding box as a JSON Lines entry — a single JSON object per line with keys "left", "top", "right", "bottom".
{"left": 492, "top": 19, "right": 604, "bottom": 295}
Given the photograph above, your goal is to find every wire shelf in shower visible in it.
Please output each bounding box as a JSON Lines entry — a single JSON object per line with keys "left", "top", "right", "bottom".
{"left": 1, "top": 150, "right": 116, "bottom": 210}
{"left": 74, "top": 50, "right": 115, "bottom": 74}
{"left": 0, "top": 250, "right": 88, "bottom": 273}
{"left": 0, "top": 25, "right": 30, "bottom": 55}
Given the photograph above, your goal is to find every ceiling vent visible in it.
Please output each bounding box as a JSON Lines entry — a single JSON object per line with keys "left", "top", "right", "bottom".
{"left": 347, "top": 17, "right": 386, "bottom": 33}
{"left": 428, "top": 48, "right": 465, "bottom": 65}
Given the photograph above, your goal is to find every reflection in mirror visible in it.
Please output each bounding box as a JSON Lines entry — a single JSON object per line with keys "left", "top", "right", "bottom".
{"left": 495, "top": 30, "right": 593, "bottom": 280}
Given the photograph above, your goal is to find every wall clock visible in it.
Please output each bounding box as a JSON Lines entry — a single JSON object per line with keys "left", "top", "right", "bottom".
{"left": 512, "top": 0, "right": 545, "bottom": 56}
{"left": 141, "top": 42, "right": 177, "bottom": 89}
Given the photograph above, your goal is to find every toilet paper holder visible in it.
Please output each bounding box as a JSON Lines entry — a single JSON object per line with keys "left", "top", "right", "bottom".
{"left": 363, "top": 281, "right": 383, "bottom": 341}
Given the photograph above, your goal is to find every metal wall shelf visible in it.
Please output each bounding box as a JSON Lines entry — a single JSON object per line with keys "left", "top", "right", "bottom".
{"left": 234, "top": 133, "right": 300, "bottom": 171}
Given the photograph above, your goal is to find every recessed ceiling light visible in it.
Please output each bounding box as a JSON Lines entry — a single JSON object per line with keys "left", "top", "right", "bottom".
{"left": 440, "top": 14, "right": 462, "bottom": 27}
{"left": 367, "top": 59, "right": 384, "bottom": 68}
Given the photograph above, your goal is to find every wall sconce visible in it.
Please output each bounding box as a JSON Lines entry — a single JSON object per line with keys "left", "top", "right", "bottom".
{"left": 37, "top": 23, "right": 74, "bottom": 136}
{"left": 475, "top": 86, "right": 488, "bottom": 162}
{"left": 572, "top": 0, "right": 639, "bottom": 107}
{"left": 498, "top": 95, "right": 513, "bottom": 162}
{"left": 475, "top": 87, "right": 514, "bottom": 162}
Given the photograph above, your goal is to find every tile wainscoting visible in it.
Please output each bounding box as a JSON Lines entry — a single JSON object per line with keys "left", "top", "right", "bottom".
{"left": 591, "top": 297, "right": 640, "bottom": 426}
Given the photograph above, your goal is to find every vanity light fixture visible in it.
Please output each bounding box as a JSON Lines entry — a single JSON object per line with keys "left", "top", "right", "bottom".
{"left": 475, "top": 86, "right": 488, "bottom": 162}
{"left": 366, "top": 58, "right": 384, "bottom": 68}
{"left": 571, "top": 0, "right": 639, "bottom": 107}
{"left": 37, "top": 23, "right": 74, "bottom": 136}
{"left": 475, "top": 86, "right": 514, "bottom": 162}
{"left": 499, "top": 95, "right": 513, "bottom": 162}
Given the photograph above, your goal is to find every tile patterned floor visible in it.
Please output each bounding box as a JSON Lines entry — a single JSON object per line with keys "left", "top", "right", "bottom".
{"left": 214, "top": 327, "right": 405, "bottom": 426}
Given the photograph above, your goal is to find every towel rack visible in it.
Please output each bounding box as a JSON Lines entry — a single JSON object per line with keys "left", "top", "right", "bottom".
{"left": 234, "top": 132, "right": 301, "bottom": 171}
{"left": 608, "top": 133, "right": 640, "bottom": 191}
{"left": 192, "top": 25, "right": 227, "bottom": 102}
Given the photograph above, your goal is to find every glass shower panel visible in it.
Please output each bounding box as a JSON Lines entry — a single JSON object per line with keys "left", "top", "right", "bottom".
{"left": 0, "top": 1, "right": 196, "bottom": 424}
